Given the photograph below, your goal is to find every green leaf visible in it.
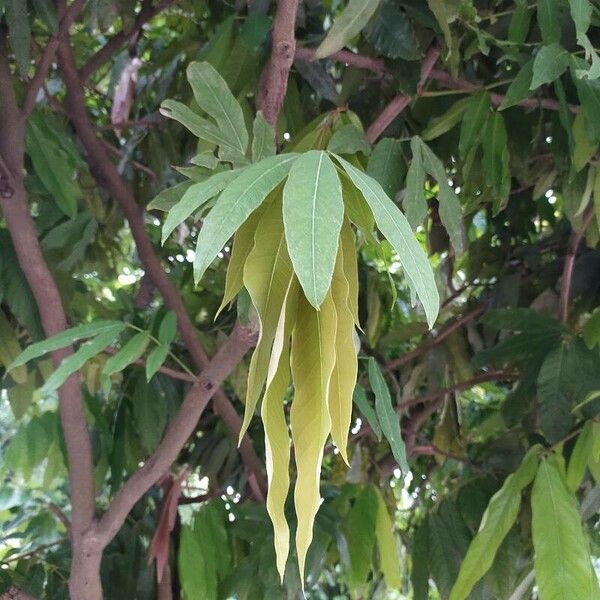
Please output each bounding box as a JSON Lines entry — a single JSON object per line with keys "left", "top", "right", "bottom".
{"left": 9, "top": 320, "right": 124, "bottom": 369}
{"left": 162, "top": 169, "right": 244, "bottom": 244}
{"left": 572, "top": 62, "right": 600, "bottom": 145}
{"left": 102, "top": 331, "right": 150, "bottom": 378}
{"left": 251, "top": 111, "right": 276, "bottom": 163}
{"left": 404, "top": 137, "right": 427, "bottom": 228}
{"left": 368, "top": 357, "right": 409, "bottom": 474}
{"left": 187, "top": 61, "right": 249, "bottom": 155}
{"left": 314, "top": 0, "right": 383, "bottom": 59}
{"left": 416, "top": 138, "right": 465, "bottom": 254}
{"left": 353, "top": 385, "right": 382, "bottom": 441}
{"left": 374, "top": 487, "right": 401, "bottom": 589}
{"left": 531, "top": 44, "right": 570, "bottom": 89}
{"left": 132, "top": 377, "right": 167, "bottom": 454}
{"left": 340, "top": 217, "right": 360, "bottom": 326}
{"left": 327, "top": 124, "right": 371, "bottom": 156}
{"left": 567, "top": 422, "right": 594, "bottom": 492}
{"left": 334, "top": 154, "right": 439, "bottom": 328}
{"left": 38, "top": 325, "right": 125, "bottom": 398}
{"left": 459, "top": 92, "right": 491, "bottom": 159}
{"left": 290, "top": 292, "right": 337, "bottom": 582}
{"left": 145, "top": 345, "right": 170, "bottom": 382}
{"left": 344, "top": 485, "right": 378, "bottom": 589}
{"left": 573, "top": 111, "right": 598, "bottom": 172}
{"left": 509, "top": 0, "right": 533, "bottom": 44}
{"left": 179, "top": 516, "right": 217, "bottom": 600}
{"left": 365, "top": 0, "right": 419, "bottom": 60}
{"left": 0, "top": 311, "right": 27, "bottom": 384}
{"left": 283, "top": 151, "right": 344, "bottom": 308}
{"left": 482, "top": 111, "right": 510, "bottom": 200}
{"left": 194, "top": 153, "right": 298, "bottom": 283}
{"left": 5, "top": 0, "right": 31, "bottom": 76}
{"left": 583, "top": 309, "right": 600, "bottom": 349}
{"left": 411, "top": 517, "right": 430, "bottom": 600}
{"left": 449, "top": 446, "right": 540, "bottom": 600}
{"left": 367, "top": 138, "right": 406, "bottom": 200}
{"left": 532, "top": 454, "right": 600, "bottom": 599}
{"left": 32, "top": 0, "right": 58, "bottom": 33}
{"left": 537, "top": 0, "right": 561, "bottom": 44}
{"left": 26, "top": 117, "right": 81, "bottom": 218}
{"left": 421, "top": 97, "right": 472, "bottom": 142}
{"left": 241, "top": 199, "right": 293, "bottom": 438}
{"left": 147, "top": 181, "right": 194, "bottom": 212}
{"left": 499, "top": 60, "right": 534, "bottom": 110}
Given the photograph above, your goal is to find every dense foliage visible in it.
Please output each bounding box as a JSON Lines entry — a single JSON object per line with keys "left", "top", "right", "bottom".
{"left": 1, "top": 0, "right": 600, "bottom": 598}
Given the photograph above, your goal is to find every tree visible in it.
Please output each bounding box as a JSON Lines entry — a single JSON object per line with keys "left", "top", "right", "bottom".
{"left": 0, "top": 0, "right": 599, "bottom": 598}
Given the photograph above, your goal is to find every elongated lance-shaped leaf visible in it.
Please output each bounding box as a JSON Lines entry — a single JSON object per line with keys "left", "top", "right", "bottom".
{"left": 162, "top": 169, "right": 245, "bottom": 244}
{"left": 262, "top": 279, "right": 298, "bottom": 581}
{"left": 449, "top": 445, "right": 541, "bottom": 600}
{"left": 9, "top": 320, "right": 124, "bottom": 370}
{"left": 37, "top": 324, "right": 125, "bottom": 398}
{"left": 186, "top": 62, "right": 249, "bottom": 156}
{"left": 334, "top": 154, "right": 439, "bottom": 328}
{"left": 353, "top": 385, "right": 382, "bottom": 441}
{"left": 290, "top": 291, "right": 337, "bottom": 584}
{"left": 240, "top": 199, "right": 294, "bottom": 440}
{"left": 216, "top": 204, "right": 267, "bottom": 317}
{"left": 532, "top": 453, "right": 600, "bottom": 599}
{"left": 283, "top": 151, "right": 344, "bottom": 308}
{"left": 327, "top": 242, "right": 358, "bottom": 464}
{"left": 252, "top": 111, "right": 276, "bottom": 163}
{"left": 340, "top": 218, "right": 360, "bottom": 326}
{"left": 193, "top": 153, "right": 298, "bottom": 283}
{"left": 404, "top": 138, "right": 427, "bottom": 229}
{"left": 374, "top": 487, "right": 402, "bottom": 590}
{"left": 368, "top": 357, "right": 409, "bottom": 475}
{"left": 314, "top": 0, "right": 383, "bottom": 59}
{"left": 102, "top": 331, "right": 151, "bottom": 378}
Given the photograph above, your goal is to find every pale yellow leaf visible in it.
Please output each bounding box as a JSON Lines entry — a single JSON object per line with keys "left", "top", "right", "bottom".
{"left": 340, "top": 217, "right": 360, "bottom": 326}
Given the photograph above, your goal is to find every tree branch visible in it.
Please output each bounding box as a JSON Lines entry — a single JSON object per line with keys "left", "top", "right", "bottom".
{"left": 256, "top": 0, "right": 300, "bottom": 127}
{"left": 78, "top": 0, "right": 176, "bottom": 83}
{"left": 366, "top": 45, "right": 440, "bottom": 143}
{"left": 94, "top": 322, "right": 257, "bottom": 545}
{"left": 386, "top": 305, "right": 485, "bottom": 371}
{"left": 56, "top": 37, "right": 267, "bottom": 500}
{"left": 558, "top": 203, "right": 595, "bottom": 322}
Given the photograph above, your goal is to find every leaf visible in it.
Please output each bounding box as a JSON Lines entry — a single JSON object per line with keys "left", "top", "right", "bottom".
{"left": 509, "top": 0, "right": 533, "bottom": 44}
{"left": 327, "top": 243, "right": 358, "bottom": 463}
{"left": 368, "top": 357, "right": 409, "bottom": 474}
{"left": 38, "top": 324, "right": 125, "bottom": 398}
{"left": 145, "top": 345, "right": 170, "bottom": 382}
{"left": 459, "top": 92, "right": 491, "bottom": 159}
{"left": 162, "top": 169, "right": 244, "bottom": 244}
{"left": 241, "top": 199, "right": 293, "bottom": 439}
{"left": 262, "top": 281, "right": 296, "bottom": 581}
{"left": 567, "top": 422, "right": 594, "bottom": 492}
{"left": 26, "top": 117, "right": 81, "bottom": 218}
{"left": 102, "top": 331, "right": 150, "bottom": 378}
{"left": 187, "top": 61, "right": 249, "bottom": 155}
{"left": 194, "top": 153, "right": 298, "bottom": 283}
{"left": 531, "top": 44, "right": 570, "bottom": 89}
{"left": 411, "top": 517, "right": 430, "bottom": 600}
{"left": 314, "top": 0, "right": 383, "bottom": 59}
{"left": 290, "top": 291, "right": 337, "bottom": 582}
{"left": 283, "top": 151, "right": 344, "bottom": 308}
{"left": 374, "top": 487, "right": 401, "bottom": 589}
{"left": 499, "top": 60, "right": 534, "bottom": 110}
{"left": 251, "top": 111, "right": 276, "bottom": 163}
{"left": 537, "top": 0, "right": 561, "bottom": 44}
{"left": 482, "top": 111, "right": 510, "bottom": 200}
{"left": 449, "top": 446, "right": 540, "bottom": 600}
{"left": 344, "top": 485, "right": 378, "bottom": 589}
{"left": 404, "top": 137, "right": 427, "bottom": 228}
{"left": 32, "top": 0, "right": 58, "bottom": 33}
{"left": 5, "top": 0, "right": 31, "bottom": 76}
{"left": 367, "top": 138, "right": 406, "bottom": 200}
{"left": 365, "top": 0, "right": 419, "bottom": 60}
{"left": 327, "top": 124, "right": 371, "bottom": 156}
{"left": 340, "top": 218, "right": 360, "bottom": 326}
{"left": 9, "top": 320, "right": 124, "bottom": 369}
{"left": 417, "top": 138, "right": 465, "bottom": 255}
{"left": 132, "top": 377, "right": 167, "bottom": 454}
{"left": 583, "top": 309, "right": 600, "bottom": 349}
{"left": 147, "top": 181, "right": 194, "bottom": 212}
{"left": 179, "top": 521, "right": 216, "bottom": 600}
{"left": 572, "top": 63, "right": 600, "bottom": 145}
{"left": 340, "top": 170, "right": 376, "bottom": 238}
{"left": 532, "top": 454, "right": 600, "bottom": 600}
{"left": 0, "top": 311, "right": 27, "bottom": 384}
{"left": 158, "top": 311, "right": 177, "bottom": 345}
{"left": 334, "top": 154, "right": 439, "bottom": 328}
{"left": 422, "top": 97, "right": 472, "bottom": 142}
{"left": 573, "top": 111, "right": 598, "bottom": 172}
{"left": 353, "top": 385, "right": 382, "bottom": 441}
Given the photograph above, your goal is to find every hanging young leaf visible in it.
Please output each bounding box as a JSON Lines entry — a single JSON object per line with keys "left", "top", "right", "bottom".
{"left": 532, "top": 453, "right": 600, "bottom": 599}
{"left": 449, "top": 446, "right": 540, "bottom": 600}
{"left": 353, "top": 385, "right": 382, "bottom": 441}
{"left": 368, "top": 357, "right": 409, "bottom": 475}
{"left": 283, "top": 150, "right": 344, "bottom": 308}
{"left": 314, "top": 0, "right": 383, "bottom": 59}
{"left": 334, "top": 154, "right": 439, "bottom": 327}
{"left": 194, "top": 153, "right": 298, "bottom": 282}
